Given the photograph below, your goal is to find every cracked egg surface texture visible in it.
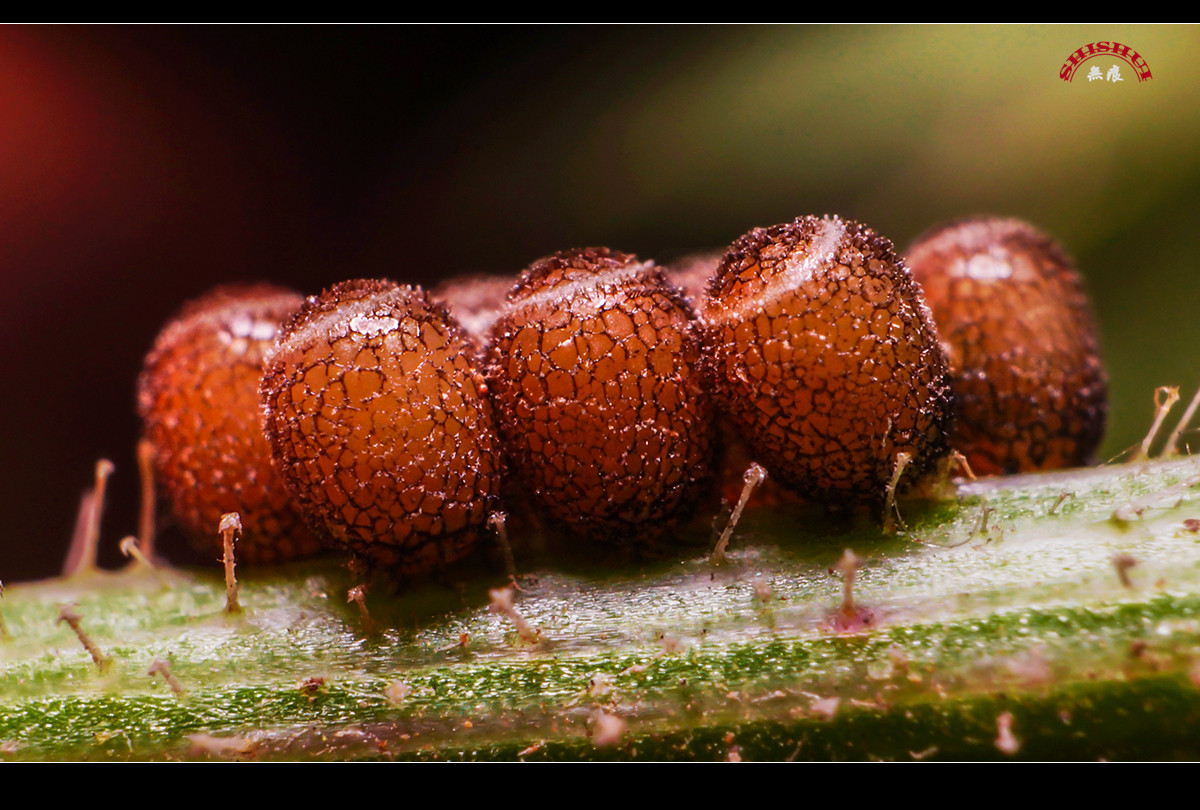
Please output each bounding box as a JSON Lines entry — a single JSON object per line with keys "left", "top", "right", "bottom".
{"left": 137, "top": 283, "right": 323, "bottom": 564}
{"left": 906, "top": 217, "right": 1107, "bottom": 476}
{"left": 702, "top": 215, "right": 955, "bottom": 506}
{"left": 488, "top": 248, "right": 716, "bottom": 543}
{"left": 261, "top": 279, "right": 502, "bottom": 576}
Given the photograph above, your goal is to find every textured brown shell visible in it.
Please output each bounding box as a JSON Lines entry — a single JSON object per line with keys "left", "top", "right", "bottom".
{"left": 906, "top": 217, "right": 1107, "bottom": 475}
{"left": 260, "top": 279, "right": 503, "bottom": 577}
{"left": 137, "top": 283, "right": 323, "bottom": 564}
{"left": 701, "top": 215, "right": 955, "bottom": 506}
{"left": 487, "top": 247, "right": 716, "bottom": 542}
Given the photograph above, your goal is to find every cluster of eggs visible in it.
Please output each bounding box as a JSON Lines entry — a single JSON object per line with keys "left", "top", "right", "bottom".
{"left": 137, "top": 215, "right": 1107, "bottom": 575}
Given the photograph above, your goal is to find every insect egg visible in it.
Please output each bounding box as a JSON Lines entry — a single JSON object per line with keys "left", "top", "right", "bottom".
{"left": 701, "top": 215, "right": 955, "bottom": 507}
{"left": 487, "top": 247, "right": 716, "bottom": 544}
{"left": 260, "top": 279, "right": 504, "bottom": 577}
{"left": 905, "top": 216, "right": 1107, "bottom": 475}
{"left": 137, "top": 283, "right": 323, "bottom": 564}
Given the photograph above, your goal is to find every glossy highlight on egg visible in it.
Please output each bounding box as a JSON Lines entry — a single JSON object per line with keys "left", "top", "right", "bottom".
{"left": 260, "top": 279, "right": 504, "bottom": 577}
{"left": 137, "top": 283, "right": 323, "bottom": 564}
{"left": 905, "top": 216, "right": 1107, "bottom": 475}
{"left": 487, "top": 247, "right": 717, "bottom": 544}
{"left": 701, "top": 215, "right": 955, "bottom": 506}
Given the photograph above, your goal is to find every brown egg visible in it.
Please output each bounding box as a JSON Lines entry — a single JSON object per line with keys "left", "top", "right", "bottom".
{"left": 137, "top": 283, "right": 323, "bottom": 564}
{"left": 906, "top": 216, "right": 1107, "bottom": 475}
{"left": 487, "top": 247, "right": 716, "bottom": 543}
{"left": 260, "top": 279, "right": 503, "bottom": 577}
{"left": 701, "top": 215, "right": 955, "bottom": 506}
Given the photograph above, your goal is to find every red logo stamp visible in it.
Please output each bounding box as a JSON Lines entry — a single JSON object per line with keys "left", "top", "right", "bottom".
{"left": 1060, "top": 42, "right": 1152, "bottom": 83}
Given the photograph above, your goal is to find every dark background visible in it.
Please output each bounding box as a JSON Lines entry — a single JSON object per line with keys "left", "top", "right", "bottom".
{"left": 3, "top": 25, "right": 1196, "bottom": 581}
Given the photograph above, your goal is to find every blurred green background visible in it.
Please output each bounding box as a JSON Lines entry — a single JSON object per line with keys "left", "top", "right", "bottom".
{"left": 1, "top": 25, "right": 1196, "bottom": 580}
